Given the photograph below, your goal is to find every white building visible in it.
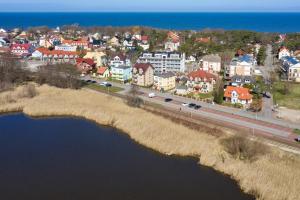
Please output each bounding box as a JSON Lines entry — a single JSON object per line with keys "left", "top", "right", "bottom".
{"left": 138, "top": 52, "right": 185, "bottom": 73}
{"left": 201, "top": 54, "right": 222, "bottom": 74}
{"left": 279, "top": 47, "right": 291, "bottom": 60}
{"left": 227, "top": 55, "right": 256, "bottom": 77}
{"left": 55, "top": 44, "right": 77, "bottom": 52}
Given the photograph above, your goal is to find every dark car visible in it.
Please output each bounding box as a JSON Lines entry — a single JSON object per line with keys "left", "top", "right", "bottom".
{"left": 164, "top": 98, "right": 173, "bottom": 102}
{"left": 91, "top": 80, "right": 97, "bottom": 84}
{"left": 263, "top": 92, "right": 271, "bottom": 99}
{"left": 86, "top": 80, "right": 92, "bottom": 83}
{"left": 188, "top": 103, "right": 196, "bottom": 108}
{"left": 106, "top": 83, "right": 112, "bottom": 87}
{"left": 194, "top": 105, "right": 202, "bottom": 110}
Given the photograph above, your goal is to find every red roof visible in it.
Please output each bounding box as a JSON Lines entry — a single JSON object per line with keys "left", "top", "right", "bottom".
{"left": 62, "top": 38, "right": 89, "bottom": 46}
{"left": 11, "top": 43, "right": 31, "bottom": 50}
{"left": 141, "top": 36, "right": 149, "bottom": 41}
{"left": 37, "top": 47, "right": 78, "bottom": 57}
{"left": 97, "top": 66, "right": 108, "bottom": 75}
{"left": 167, "top": 31, "right": 180, "bottom": 43}
{"left": 224, "top": 86, "right": 253, "bottom": 100}
{"left": 195, "top": 37, "right": 211, "bottom": 43}
{"left": 134, "top": 63, "right": 153, "bottom": 72}
{"left": 76, "top": 58, "right": 95, "bottom": 66}
{"left": 188, "top": 70, "right": 216, "bottom": 81}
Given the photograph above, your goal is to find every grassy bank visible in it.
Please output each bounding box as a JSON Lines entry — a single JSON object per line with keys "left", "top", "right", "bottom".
{"left": 1, "top": 85, "right": 300, "bottom": 200}
{"left": 273, "top": 82, "right": 300, "bottom": 110}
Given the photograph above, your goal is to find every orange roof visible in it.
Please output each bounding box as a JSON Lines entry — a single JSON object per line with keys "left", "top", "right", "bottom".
{"left": 97, "top": 66, "right": 108, "bottom": 75}
{"left": 224, "top": 86, "right": 252, "bottom": 100}
{"left": 167, "top": 31, "right": 180, "bottom": 43}
{"left": 37, "top": 47, "right": 78, "bottom": 56}
{"left": 195, "top": 37, "right": 211, "bottom": 43}
{"left": 62, "top": 39, "right": 89, "bottom": 45}
{"left": 188, "top": 70, "right": 216, "bottom": 81}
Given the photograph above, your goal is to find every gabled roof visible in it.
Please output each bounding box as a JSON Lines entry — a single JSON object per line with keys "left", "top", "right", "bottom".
{"left": 133, "top": 63, "right": 153, "bottom": 73}
{"left": 188, "top": 70, "right": 216, "bottom": 81}
{"left": 76, "top": 58, "right": 95, "bottom": 66}
{"left": 97, "top": 66, "right": 108, "bottom": 75}
{"left": 224, "top": 86, "right": 252, "bottom": 100}
{"left": 36, "top": 47, "right": 79, "bottom": 57}
{"left": 202, "top": 54, "right": 221, "bottom": 63}
{"left": 11, "top": 43, "right": 32, "bottom": 50}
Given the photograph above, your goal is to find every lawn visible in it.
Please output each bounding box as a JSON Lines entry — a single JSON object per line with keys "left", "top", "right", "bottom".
{"left": 85, "top": 83, "right": 124, "bottom": 93}
{"left": 294, "top": 129, "right": 300, "bottom": 135}
{"left": 272, "top": 81, "right": 300, "bottom": 110}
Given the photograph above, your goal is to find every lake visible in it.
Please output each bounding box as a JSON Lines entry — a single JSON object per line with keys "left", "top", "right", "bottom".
{"left": 0, "top": 114, "right": 254, "bottom": 200}
{"left": 1, "top": 12, "right": 300, "bottom": 32}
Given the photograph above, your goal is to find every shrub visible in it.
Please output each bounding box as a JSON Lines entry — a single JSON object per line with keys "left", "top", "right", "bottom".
{"left": 19, "top": 84, "right": 38, "bottom": 98}
{"left": 220, "top": 135, "right": 268, "bottom": 161}
{"left": 126, "top": 85, "right": 144, "bottom": 108}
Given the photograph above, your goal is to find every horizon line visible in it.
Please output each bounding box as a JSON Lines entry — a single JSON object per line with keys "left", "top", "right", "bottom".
{"left": 1, "top": 11, "right": 300, "bottom": 13}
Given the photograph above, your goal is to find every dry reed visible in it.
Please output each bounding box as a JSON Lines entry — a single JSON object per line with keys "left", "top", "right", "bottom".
{"left": 1, "top": 85, "right": 300, "bottom": 200}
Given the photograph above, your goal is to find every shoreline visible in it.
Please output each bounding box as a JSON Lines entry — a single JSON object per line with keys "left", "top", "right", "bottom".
{"left": 1, "top": 85, "right": 300, "bottom": 200}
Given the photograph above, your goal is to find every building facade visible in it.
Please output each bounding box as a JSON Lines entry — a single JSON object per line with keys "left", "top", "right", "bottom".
{"left": 132, "top": 63, "right": 154, "bottom": 87}
{"left": 153, "top": 72, "right": 176, "bottom": 91}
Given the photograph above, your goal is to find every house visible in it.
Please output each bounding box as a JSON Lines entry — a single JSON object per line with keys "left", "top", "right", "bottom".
{"left": 10, "top": 44, "right": 35, "bottom": 57}
{"left": 55, "top": 44, "right": 77, "bottom": 52}
{"left": 138, "top": 52, "right": 185, "bottom": 73}
{"left": 224, "top": 86, "right": 253, "bottom": 106}
{"left": 36, "top": 47, "right": 79, "bottom": 64}
{"left": 175, "top": 85, "right": 188, "bottom": 96}
{"left": 0, "top": 37, "right": 9, "bottom": 47}
{"left": 278, "top": 46, "right": 290, "bottom": 60}
{"left": 97, "top": 66, "right": 110, "bottom": 79}
{"left": 76, "top": 58, "right": 96, "bottom": 74}
{"left": 227, "top": 55, "right": 256, "bottom": 77}
{"left": 139, "top": 35, "right": 150, "bottom": 50}
{"left": 165, "top": 31, "right": 180, "bottom": 51}
{"left": 231, "top": 75, "right": 256, "bottom": 86}
{"left": 201, "top": 54, "right": 222, "bottom": 74}
{"left": 62, "top": 38, "right": 89, "bottom": 49}
{"left": 186, "top": 70, "right": 217, "bottom": 93}
{"left": 109, "top": 53, "right": 131, "bottom": 68}
{"left": 108, "top": 37, "right": 120, "bottom": 47}
{"left": 132, "top": 63, "right": 154, "bottom": 87}
{"left": 153, "top": 72, "right": 176, "bottom": 92}
{"left": 84, "top": 51, "right": 107, "bottom": 67}
{"left": 281, "top": 56, "right": 300, "bottom": 82}
{"left": 111, "top": 65, "right": 132, "bottom": 83}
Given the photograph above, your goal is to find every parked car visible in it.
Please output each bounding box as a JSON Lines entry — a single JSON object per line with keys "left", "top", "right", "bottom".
{"left": 148, "top": 93, "right": 156, "bottom": 98}
{"left": 188, "top": 103, "right": 196, "bottom": 108}
{"left": 194, "top": 105, "right": 202, "bottom": 110}
{"left": 91, "top": 80, "right": 97, "bottom": 84}
{"left": 263, "top": 92, "right": 271, "bottom": 99}
{"left": 164, "top": 98, "right": 173, "bottom": 102}
{"left": 182, "top": 103, "right": 188, "bottom": 107}
{"left": 295, "top": 137, "right": 300, "bottom": 143}
{"left": 100, "top": 82, "right": 112, "bottom": 87}
{"left": 86, "top": 80, "right": 92, "bottom": 83}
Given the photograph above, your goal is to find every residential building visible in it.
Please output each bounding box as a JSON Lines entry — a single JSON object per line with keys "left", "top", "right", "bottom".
{"left": 227, "top": 55, "right": 256, "bottom": 77}
{"left": 175, "top": 85, "right": 188, "bottom": 96}
{"left": 97, "top": 66, "right": 110, "bottom": 79}
{"left": 10, "top": 44, "right": 35, "bottom": 57}
{"left": 109, "top": 54, "right": 131, "bottom": 68}
{"left": 138, "top": 52, "right": 185, "bottom": 73}
{"left": 186, "top": 70, "right": 217, "bottom": 93}
{"left": 224, "top": 86, "right": 253, "bottom": 106}
{"left": 55, "top": 44, "right": 77, "bottom": 52}
{"left": 132, "top": 63, "right": 154, "bottom": 87}
{"left": 84, "top": 51, "right": 107, "bottom": 67}
{"left": 111, "top": 65, "right": 132, "bottom": 82}
{"left": 165, "top": 31, "right": 180, "bottom": 51}
{"left": 278, "top": 46, "right": 290, "bottom": 60}
{"left": 35, "top": 47, "right": 79, "bottom": 64}
{"left": 76, "top": 58, "right": 96, "bottom": 74}
{"left": 195, "top": 37, "right": 211, "bottom": 43}
{"left": 62, "top": 38, "right": 89, "bottom": 49}
{"left": 153, "top": 72, "right": 176, "bottom": 91}
{"left": 231, "top": 75, "right": 256, "bottom": 86}
{"left": 281, "top": 56, "right": 300, "bottom": 82}
{"left": 201, "top": 54, "right": 222, "bottom": 74}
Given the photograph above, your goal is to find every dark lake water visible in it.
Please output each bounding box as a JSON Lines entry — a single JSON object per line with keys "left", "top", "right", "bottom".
{"left": 0, "top": 114, "right": 254, "bottom": 200}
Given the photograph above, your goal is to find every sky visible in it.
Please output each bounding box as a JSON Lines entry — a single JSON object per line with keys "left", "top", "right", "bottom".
{"left": 0, "top": 0, "right": 299, "bottom": 12}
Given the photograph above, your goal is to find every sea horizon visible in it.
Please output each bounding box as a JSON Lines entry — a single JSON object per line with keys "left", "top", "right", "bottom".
{"left": 1, "top": 12, "right": 300, "bottom": 32}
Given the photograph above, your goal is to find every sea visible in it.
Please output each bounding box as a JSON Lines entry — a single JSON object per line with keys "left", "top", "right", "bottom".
{"left": 0, "top": 12, "right": 300, "bottom": 33}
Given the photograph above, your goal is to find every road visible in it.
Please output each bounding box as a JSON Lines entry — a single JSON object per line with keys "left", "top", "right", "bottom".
{"left": 82, "top": 75, "right": 300, "bottom": 146}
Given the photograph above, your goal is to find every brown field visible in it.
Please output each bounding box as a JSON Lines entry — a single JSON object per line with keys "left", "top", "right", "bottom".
{"left": 1, "top": 84, "right": 300, "bottom": 200}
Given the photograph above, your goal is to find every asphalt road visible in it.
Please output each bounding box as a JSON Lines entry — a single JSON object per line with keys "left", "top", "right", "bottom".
{"left": 82, "top": 75, "right": 300, "bottom": 145}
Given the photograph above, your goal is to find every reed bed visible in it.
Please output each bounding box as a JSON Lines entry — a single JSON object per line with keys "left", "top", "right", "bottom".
{"left": 1, "top": 85, "right": 300, "bottom": 200}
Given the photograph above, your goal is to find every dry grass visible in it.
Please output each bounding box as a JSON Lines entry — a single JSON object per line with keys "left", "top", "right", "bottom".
{"left": 1, "top": 85, "right": 300, "bottom": 200}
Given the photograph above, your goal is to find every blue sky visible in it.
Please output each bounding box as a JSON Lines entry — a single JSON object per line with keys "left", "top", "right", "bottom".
{"left": 0, "top": 0, "right": 299, "bottom": 12}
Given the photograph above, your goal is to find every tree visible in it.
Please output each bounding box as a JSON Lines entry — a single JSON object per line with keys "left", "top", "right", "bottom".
{"left": 213, "top": 78, "right": 224, "bottom": 104}
{"left": 257, "top": 46, "right": 266, "bottom": 66}
{"left": 126, "top": 85, "right": 143, "bottom": 107}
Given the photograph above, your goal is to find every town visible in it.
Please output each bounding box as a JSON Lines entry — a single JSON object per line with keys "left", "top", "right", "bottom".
{"left": 0, "top": 25, "right": 300, "bottom": 142}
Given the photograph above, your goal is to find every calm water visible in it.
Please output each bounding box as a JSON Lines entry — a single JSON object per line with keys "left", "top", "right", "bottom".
{"left": 0, "top": 114, "right": 254, "bottom": 200}
{"left": 0, "top": 12, "right": 300, "bottom": 32}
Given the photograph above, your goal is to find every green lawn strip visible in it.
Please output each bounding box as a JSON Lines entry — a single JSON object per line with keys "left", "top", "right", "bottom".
{"left": 272, "top": 82, "right": 300, "bottom": 110}
{"left": 293, "top": 129, "right": 300, "bottom": 135}
{"left": 85, "top": 83, "right": 123, "bottom": 93}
